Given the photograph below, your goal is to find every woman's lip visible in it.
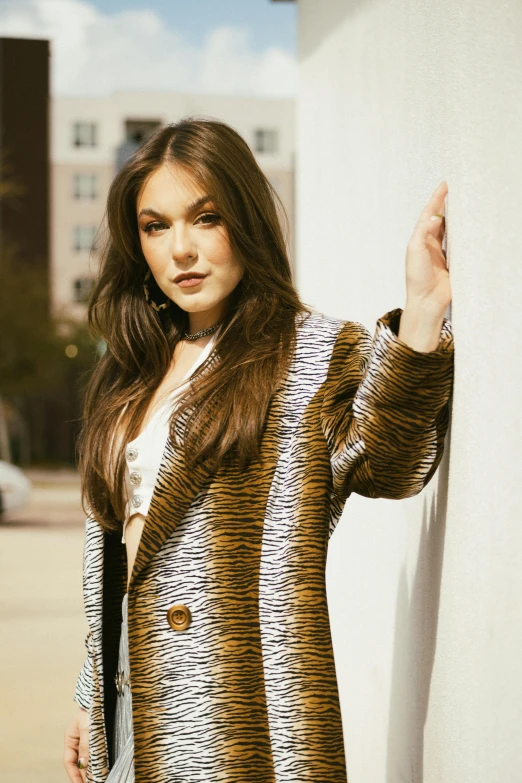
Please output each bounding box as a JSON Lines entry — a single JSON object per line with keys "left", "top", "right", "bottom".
{"left": 176, "top": 275, "right": 207, "bottom": 288}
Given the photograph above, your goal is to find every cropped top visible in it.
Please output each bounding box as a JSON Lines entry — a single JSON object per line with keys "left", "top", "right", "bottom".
{"left": 120, "top": 328, "right": 221, "bottom": 543}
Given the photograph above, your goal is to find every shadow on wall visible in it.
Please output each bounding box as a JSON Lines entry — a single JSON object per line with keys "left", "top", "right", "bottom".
{"left": 386, "top": 418, "right": 452, "bottom": 782}
{"left": 299, "top": 0, "right": 374, "bottom": 60}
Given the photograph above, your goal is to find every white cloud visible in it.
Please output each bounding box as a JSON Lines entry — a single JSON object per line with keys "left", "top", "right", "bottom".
{"left": 0, "top": 0, "right": 297, "bottom": 97}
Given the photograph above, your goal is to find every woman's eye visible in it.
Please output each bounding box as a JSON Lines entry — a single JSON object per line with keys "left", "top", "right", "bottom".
{"left": 196, "top": 213, "right": 221, "bottom": 226}
{"left": 143, "top": 222, "right": 166, "bottom": 233}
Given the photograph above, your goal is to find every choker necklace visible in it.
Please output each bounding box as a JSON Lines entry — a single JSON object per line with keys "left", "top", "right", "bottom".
{"left": 183, "top": 322, "right": 221, "bottom": 341}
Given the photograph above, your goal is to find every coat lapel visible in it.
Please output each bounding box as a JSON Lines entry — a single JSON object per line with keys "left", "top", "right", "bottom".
{"left": 129, "top": 433, "right": 212, "bottom": 589}
{"left": 128, "top": 371, "right": 216, "bottom": 590}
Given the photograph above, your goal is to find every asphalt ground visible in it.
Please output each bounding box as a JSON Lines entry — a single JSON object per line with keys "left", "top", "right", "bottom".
{"left": 0, "top": 470, "right": 89, "bottom": 783}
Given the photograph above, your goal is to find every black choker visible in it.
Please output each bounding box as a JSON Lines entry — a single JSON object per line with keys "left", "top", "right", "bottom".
{"left": 183, "top": 322, "right": 221, "bottom": 341}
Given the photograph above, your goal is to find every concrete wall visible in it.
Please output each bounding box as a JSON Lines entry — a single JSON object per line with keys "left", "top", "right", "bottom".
{"left": 296, "top": 1, "right": 522, "bottom": 780}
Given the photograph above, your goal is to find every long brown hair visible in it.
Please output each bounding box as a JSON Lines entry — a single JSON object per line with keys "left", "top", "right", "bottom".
{"left": 78, "top": 117, "right": 310, "bottom": 533}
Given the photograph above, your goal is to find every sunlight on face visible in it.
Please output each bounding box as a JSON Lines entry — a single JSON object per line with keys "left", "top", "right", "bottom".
{"left": 136, "top": 162, "right": 244, "bottom": 329}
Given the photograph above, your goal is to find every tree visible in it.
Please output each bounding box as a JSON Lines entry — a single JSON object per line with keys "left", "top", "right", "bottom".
{"left": 0, "top": 167, "right": 98, "bottom": 463}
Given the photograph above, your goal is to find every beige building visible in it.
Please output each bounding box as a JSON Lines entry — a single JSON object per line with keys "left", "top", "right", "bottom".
{"left": 51, "top": 92, "right": 295, "bottom": 320}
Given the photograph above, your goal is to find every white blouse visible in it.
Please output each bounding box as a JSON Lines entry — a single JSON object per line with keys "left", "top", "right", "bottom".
{"left": 120, "top": 328, "right": 221, "bottom": 543}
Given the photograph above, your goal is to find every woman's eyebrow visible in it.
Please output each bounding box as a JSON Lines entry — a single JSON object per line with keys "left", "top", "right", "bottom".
{"left": 137, "top": 208, "right": 164, "bottom": 220}
{"left": 187, "top": 195, "right": 213, "bottom": 212}
{"left": 137, "top": 196, "right": 213, "bottom": 221}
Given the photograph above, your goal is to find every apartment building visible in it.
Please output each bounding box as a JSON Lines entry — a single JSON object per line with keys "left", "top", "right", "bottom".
{"left": 51, "top": 92, "right": 295, "bottom": 320}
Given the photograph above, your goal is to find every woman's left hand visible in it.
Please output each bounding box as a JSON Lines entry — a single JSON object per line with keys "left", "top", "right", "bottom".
{"left": 405, "top": 180, "right": 451, "bottom": 316}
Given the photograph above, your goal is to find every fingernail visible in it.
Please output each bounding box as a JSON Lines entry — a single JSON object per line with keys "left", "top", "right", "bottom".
{"left": 77, "top": 757, "right": 87, "bottom": 769}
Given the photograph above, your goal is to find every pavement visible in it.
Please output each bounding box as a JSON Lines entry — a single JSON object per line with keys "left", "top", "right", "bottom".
{"left": 2, "top": 468, "right": 87, "bottom": 528}
{"left": 0, "top": 469, "right": 90, "bottom": 782}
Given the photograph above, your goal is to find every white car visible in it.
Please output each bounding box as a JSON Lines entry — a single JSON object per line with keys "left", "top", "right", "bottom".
{"left": 0, "top": 460, "right": 31, "bottom": 516}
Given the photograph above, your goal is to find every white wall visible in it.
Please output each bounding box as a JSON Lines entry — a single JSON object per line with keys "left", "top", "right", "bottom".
{"left": 296, "top": 1, "right": 522, "bottom": 781}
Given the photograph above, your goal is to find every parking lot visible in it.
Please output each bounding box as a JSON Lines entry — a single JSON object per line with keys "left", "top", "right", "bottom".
{"left": 0, "top": 470, "right": 89, "bottom": 783}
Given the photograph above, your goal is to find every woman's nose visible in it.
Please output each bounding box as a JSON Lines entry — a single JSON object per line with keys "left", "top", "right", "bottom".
{"left": 170, "top": 224, "right": 197, "bottom": 263}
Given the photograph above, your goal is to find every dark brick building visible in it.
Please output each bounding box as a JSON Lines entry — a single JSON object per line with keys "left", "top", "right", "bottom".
{"left": 0, "top": 38, "right": 84, "bottom": 466}
{"left": 0, "top": 37, "right": 50, "bottom": 287}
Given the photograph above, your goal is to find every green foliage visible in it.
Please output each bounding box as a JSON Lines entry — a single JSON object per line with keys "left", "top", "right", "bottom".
{"left": 0, "top": 165, "right": 101, "bottom": 464}
{"left": 0, "top": 247, "right": 97, "bottom": 396}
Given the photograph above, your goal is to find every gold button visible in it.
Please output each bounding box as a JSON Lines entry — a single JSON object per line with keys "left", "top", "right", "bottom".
{"left": 167, "top": 604, "right": 191, "bottom": 631}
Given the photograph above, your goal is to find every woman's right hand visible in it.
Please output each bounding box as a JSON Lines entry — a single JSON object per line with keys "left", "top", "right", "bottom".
{"left": 64, "top": 705, "right": 90, "bottom": 782}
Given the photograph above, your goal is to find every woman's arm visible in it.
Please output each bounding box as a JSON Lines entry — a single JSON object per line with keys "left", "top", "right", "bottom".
{"left": 73, "top": 632, "right": 94, "bottom": 710}
{"left": 320, "top": 181, "right": 454, "bottom": 501}
{"left": 64, "top": 510, "right": 96, "bottom": 781}
{"left": 398, "top": 304, "right": 446, "bottom": 353}
{"left": 320, "top": 308, "right": 453, "bottom": 501}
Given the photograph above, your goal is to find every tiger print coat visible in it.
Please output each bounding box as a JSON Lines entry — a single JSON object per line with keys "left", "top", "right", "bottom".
{"left": 74, "top": 306, "right": 454, "bottom": 783}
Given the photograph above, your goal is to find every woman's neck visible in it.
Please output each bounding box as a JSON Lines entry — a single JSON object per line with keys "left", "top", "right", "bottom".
{"left": 187, "top": 304, "right": 225, "bottom": 335}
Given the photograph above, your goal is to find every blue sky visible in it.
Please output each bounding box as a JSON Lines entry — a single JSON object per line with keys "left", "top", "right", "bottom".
{"left": 89, "top": 0, "right": 297, "bottom": 54}
{"left": 0, "top": 0, "right": 297, "bottom": 96}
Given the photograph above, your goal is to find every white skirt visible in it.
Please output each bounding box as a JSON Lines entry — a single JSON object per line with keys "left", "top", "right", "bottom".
{"left": 106, "top": 592, "right": 134, "bottom": 782}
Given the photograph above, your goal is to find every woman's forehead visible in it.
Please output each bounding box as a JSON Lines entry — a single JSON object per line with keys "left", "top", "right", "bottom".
{"left": 137, "top": 162, "right": 208, "bottom": 211}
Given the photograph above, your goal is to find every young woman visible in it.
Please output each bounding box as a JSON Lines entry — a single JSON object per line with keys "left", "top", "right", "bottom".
{"left": 63, "top": 118, "right": 454, "bottom": 783}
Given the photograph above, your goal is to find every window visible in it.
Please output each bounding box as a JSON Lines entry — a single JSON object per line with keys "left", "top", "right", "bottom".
{"left": 73, "top": 173, "right": 97, "bottom": 199}
{"left": 116, "top": 120, "right": 162, "bottom": 171}
{"left": 253, "top": 128, "right": 278, "bottom": 154}
{"left": 125, "top": 119, "right": 161, "bottom": 145}
{"left": 73, "top": 276, "right": 95, "bottom": 303}
{"left": 73, "top": 226, "right": 97, "bottom": 252}
{"left": 73, "top": 121, "right": 98, "bottom": 147}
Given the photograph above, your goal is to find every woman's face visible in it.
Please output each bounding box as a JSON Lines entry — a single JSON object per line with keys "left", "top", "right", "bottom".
{"left": 136, "top": 162, "right": 244, "bottom": 326}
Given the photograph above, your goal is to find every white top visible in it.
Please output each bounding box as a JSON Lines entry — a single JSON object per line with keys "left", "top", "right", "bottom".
{"left": 120, "top": 328, "right": 221, "bottom": 543}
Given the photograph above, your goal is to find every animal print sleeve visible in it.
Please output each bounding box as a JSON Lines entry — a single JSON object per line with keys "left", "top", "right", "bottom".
{"left": 320, "top": 307, "right": 454, "bottom": 501}
{"left": 73, "top": 632, "right": 94, "bottom": 710}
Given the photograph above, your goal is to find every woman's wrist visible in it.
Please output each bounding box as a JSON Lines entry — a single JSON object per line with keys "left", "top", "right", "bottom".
{"left": 398, "top": 301, "right": 447, "bottom": 353}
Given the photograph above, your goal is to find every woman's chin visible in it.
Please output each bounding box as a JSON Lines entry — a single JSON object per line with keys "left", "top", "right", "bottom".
{"left": 173, "top": 295, "right": 224, "bottom": 314}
